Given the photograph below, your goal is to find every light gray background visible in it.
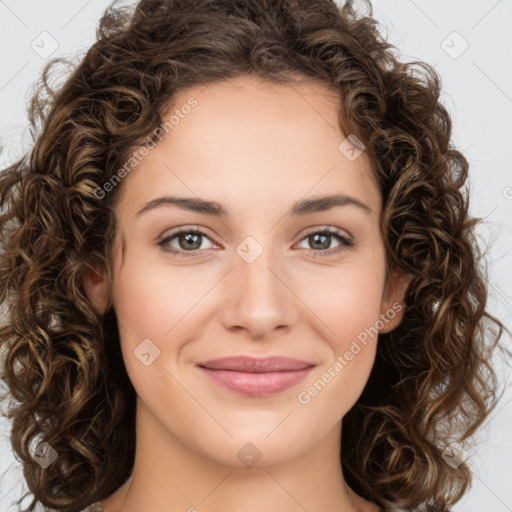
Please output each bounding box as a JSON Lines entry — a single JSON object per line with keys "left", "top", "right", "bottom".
{"left": 0, "top": 1, "right": 511, "bottom": 510}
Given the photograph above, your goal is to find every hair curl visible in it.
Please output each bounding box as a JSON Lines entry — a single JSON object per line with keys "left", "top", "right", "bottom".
{"left": 0, "top": 0, "right": 509, "bottom": 511}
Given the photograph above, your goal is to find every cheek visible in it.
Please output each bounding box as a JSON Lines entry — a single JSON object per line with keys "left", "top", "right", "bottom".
{"left": 110, "top": 255, "right": 213, "bottom": 393}
{"left": 296, "top": 252, "right": 385, "bottom": 406}
{"left": 111, "top": 253, "right": 207, "bottom": 340}
{"left": 302, "top": 259, "right": 386, "bottom": 345}
{"left": 297, "top": 269, "right": 384, "bottom": 418}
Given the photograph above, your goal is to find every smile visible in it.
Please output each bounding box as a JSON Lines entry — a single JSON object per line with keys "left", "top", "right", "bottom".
{"left": 196, "top": 356, "right": 315, "bottom": 397}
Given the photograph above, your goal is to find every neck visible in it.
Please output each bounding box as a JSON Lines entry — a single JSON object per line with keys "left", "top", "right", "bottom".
{"left": 103, "top": 397, "right": 378, "bottom": 512}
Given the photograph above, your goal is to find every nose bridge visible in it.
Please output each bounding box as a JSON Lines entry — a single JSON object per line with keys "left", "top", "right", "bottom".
{"left": 220, "top": 233, "right": 298, "bottom": 336}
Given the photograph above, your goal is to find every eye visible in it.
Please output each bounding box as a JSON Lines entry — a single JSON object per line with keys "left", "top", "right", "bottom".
{"left": 157, "top": 226, "right": 355, "bottom": 258}
{"left": 295, "top": 227, "right": 354, "bottom": 257}
{"left": 157, "top": 227, "right": 216, "bottom": 257}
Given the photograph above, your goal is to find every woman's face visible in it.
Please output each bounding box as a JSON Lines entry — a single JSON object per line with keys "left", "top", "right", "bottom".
{"left": 87, "top": 75, "right": 408, "bottom": 468}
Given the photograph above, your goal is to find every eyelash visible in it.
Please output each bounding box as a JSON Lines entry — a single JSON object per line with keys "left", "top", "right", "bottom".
{"left": 157, "top": 226, "right": 355, "bottom": 258}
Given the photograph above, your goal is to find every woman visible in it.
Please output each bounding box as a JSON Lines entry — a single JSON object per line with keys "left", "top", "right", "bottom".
{"left": 0, "top": 0, "right": 507, "bottom": 511}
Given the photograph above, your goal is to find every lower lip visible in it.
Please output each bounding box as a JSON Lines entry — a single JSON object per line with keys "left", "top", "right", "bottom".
{"left": 199, "top": 367, "right": 314, "bottom": 396}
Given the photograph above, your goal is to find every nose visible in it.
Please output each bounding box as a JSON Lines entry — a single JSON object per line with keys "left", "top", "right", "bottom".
{"left": 219, "top": 243, "right": 300, "bottom": 340}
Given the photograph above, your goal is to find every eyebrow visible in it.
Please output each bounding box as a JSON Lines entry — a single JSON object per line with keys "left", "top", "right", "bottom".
{"left": 135, "top": 193, "right": 373, "bottom": 218}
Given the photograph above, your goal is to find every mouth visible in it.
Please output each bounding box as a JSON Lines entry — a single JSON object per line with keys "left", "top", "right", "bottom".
{"left": 196, "top": 356, "right": 315, "bottom": 397}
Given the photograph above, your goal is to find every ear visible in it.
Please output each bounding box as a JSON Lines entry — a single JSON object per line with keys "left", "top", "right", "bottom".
{"left": 378, "top": 268, "right": 412, "bottom": 334}
{"left": 83, "top": 262, "right": 109, "bottom": 315}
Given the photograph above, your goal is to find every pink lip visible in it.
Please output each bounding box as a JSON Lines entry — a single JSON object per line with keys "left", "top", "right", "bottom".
{"left": 197, "top": 356, "right": 315, "bottom": 397}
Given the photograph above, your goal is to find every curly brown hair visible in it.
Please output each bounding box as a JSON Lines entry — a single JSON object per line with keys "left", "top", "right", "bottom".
{"left": 0, "top": 0, "right": 509, "bottom": 511}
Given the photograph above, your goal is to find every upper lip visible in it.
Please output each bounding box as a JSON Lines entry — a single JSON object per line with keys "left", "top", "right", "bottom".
{"left": 197, "top": 356, "right": 315, "bottom": 373}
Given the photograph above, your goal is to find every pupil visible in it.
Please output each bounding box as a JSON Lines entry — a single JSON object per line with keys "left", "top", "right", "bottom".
{"left": 180, "top": 232, "right": 201, "bottom": 250}
{"left": 311, "top": 233, "right": 329, "bottom": 250}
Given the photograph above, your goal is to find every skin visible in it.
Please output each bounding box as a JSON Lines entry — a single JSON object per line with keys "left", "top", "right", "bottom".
{"left": 85, "top": 74, "right": 410, "bottom": 512}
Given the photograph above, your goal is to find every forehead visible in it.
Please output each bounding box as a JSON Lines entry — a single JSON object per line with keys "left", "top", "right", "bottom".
{"left": 115, "top": 75, "right": 380, "bottom": 218}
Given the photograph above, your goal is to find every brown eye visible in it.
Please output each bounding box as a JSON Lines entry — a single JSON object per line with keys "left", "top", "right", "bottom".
{"left": 158, "top": 228, "right": 215, "bottom": 256}
{"left": 296, "top": 228, "right": 354, "bottom": 257}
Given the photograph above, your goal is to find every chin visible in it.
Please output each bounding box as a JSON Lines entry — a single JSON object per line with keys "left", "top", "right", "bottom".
{"left": 194, "top": 428, "right": 306, "bottom": 469}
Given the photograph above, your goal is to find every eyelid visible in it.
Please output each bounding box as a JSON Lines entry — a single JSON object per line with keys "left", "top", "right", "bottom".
{"left": 158, "top": 225, "right": 352, "bottom": 245}
{"left": 293, "top": 226, "right": 355, "bottom": 257}
{"left": 157, "top": 224, "right": 219, "bottom": 250}
{"left": 157, "top": 224, "right": 355, "bottom": 257}
{"left": 299, "top": 225, "right": 353, "bottom": 241}
{"left": 158, "top": 224, "right": 207, "bottom": 239}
